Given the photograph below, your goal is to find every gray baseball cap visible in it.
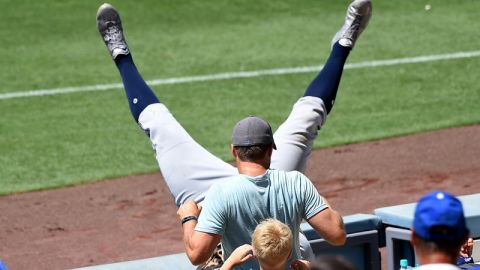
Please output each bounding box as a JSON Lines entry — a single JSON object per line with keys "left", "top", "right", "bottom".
{"left": 231, "top": 116, "right": 277, "bottom": 149}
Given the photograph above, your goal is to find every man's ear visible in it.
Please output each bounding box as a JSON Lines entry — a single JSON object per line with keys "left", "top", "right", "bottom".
{"left": 411, "top": 228, "right": 417, "bottom": 246}
{"left": 267, "top": 144, "right": 273, "bottom": 157}
{"left": 231, "top": 144, "right": 237, "bottom": 158}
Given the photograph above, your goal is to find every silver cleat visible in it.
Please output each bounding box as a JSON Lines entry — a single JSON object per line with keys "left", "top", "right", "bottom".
{"left": 331, "top": 0, "right": 372, "bottom": 48}
{"left": 96, "top": 3, "right": 130, "bottom": 59}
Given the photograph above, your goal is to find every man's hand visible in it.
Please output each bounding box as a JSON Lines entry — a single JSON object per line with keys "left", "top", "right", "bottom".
{"left": 177, "top": 200, "right": 201, "bottom": 220}
{"left": 221, "top": 244, "right": 254, "bottom": 270}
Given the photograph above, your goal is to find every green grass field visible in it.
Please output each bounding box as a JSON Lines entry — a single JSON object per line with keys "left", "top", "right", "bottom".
{"left": 1, "top": 0, "right": 479, "bottom": 195}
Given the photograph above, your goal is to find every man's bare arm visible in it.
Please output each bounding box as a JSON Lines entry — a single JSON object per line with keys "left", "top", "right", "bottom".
{"left": 307, "top": 198, "right": 346, "bottom": 245}
{"left": 178, "top": 201, "right": 222, "bottom": 265}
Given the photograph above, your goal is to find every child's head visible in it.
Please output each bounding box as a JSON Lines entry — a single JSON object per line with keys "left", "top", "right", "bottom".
{"left": 252, "top": 219, "right": 293, "bottom": 269}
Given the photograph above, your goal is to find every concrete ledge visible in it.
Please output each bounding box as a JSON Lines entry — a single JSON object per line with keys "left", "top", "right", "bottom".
{"left": 71, "top": 253, "right": 195, "bottom": 270}
{"left": 73, "top": 214, "right": 382, "bottom": 270}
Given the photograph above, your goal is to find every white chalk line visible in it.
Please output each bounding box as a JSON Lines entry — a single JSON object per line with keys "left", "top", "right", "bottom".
{"left": 1, "top": 50, "right": 480, "bottom": 101}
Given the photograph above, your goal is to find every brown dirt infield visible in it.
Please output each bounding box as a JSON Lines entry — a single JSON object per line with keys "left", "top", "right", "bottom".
{"left": 1, "top": 125, "right": 479, "bottom": 270}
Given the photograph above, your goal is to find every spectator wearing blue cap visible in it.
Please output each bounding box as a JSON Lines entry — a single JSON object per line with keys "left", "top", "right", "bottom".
{"left": 411, "top": 190, "right": 470, "bottom": 270}
{"left": 0, "top": 260, "right": 9, "bottom": 270}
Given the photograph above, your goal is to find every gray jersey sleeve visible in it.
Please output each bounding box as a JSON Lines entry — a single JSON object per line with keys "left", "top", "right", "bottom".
{"left": 300, "top": 174, "right": 328, "bottom": 220}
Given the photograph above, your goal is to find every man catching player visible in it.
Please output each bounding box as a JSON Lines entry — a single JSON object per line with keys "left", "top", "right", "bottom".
{"left": 96, "top": 0, "right": 372, "bottom": 268}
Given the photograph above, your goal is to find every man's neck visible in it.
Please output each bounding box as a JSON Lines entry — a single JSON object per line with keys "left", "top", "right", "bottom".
{"left": 418, "top": 253, "right": 457, "bottom": 265}
{"left": 236, "top": 161, "right": 268, "bottom": 177}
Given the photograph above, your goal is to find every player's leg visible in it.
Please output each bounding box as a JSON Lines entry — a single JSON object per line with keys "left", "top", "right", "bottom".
{"left": 96, "top": 4, "right": 237, "bottom": 206}
{"left": 271, "top": 0, "right": 372, "bottom": 173}
{"left": 274, "top": 0, "right": 372, "bottom": 260}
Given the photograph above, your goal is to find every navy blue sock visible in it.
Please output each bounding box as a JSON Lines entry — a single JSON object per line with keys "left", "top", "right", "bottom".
{"left": 114, "top": 54, "right": 159, "bottom": 122}
{"left": 303, "top": 42, "right": 351, "bottom": 114}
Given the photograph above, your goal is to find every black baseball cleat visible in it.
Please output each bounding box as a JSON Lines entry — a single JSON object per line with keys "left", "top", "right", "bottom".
{"left": 96, "top": 3, "right": 130, "bottom": 59}
{"left": 331, "top": 0, "right": 372, "bottom": 48}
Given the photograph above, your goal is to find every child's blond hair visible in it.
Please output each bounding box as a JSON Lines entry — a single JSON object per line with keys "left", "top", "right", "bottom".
{"left": 252, "top": 218, "right": 293, "bottom": 266}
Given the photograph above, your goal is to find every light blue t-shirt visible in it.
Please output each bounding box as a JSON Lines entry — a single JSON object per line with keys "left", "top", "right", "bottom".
{"left": 195, "top": 169, "right": 327, "bottom": 270}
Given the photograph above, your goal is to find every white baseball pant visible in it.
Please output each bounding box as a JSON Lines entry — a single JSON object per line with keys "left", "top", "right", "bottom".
{"left": 138, "top": 95, "right": 327, "bottom": 206}
{"left": 138, "top": 95, "right": 327, "bottom": 260}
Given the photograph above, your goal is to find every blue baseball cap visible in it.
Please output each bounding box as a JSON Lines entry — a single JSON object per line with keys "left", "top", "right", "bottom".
{"left": 0, "top": 260, "right": 9, "bottom": 270}
{"left": 413, "top": 190, "right": 468, "bottom": 241}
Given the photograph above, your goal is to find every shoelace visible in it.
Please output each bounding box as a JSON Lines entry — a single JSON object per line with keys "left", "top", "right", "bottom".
{"left": 103, "top": 25, "right": 125, "bottom": 47}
